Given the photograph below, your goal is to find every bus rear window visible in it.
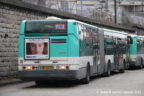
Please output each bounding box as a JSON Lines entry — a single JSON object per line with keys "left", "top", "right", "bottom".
{"left": 25, "top": 21, "right": 67, "bottom": 34}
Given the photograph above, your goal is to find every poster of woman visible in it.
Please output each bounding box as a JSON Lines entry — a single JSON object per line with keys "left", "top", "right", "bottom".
{"left": 25, "top": 38, "right": 49, "bottom": 59}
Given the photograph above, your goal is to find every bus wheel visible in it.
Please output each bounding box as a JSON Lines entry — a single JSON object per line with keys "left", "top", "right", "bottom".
{"left": 119, "top": 68, "right": 125, "bottom": 73}
{"left": 140, "top": 60, "right": 143, "bottom": 69}
{"left": 139, "top": 63, "right": 143, "bottom": 69}
{"left": 35, "top": 80, "right": 47, "bottom": 86}
{"left": 105, "top": 63, "right": 111, "bottom": 77}
{"left": 35, "top": 80, "right": 41, "bottom": 86}
{"left": 82, "top": 66, "right": 90, "bottom": 84}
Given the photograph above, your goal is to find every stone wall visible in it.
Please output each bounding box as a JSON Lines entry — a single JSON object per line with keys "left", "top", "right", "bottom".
{"left": 0, "top": 3, "right": 47, "bottom": 80}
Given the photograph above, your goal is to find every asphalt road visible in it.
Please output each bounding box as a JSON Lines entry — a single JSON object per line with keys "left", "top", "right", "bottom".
{"left": 0, "top": 69, "right": 144, "bottom": 96}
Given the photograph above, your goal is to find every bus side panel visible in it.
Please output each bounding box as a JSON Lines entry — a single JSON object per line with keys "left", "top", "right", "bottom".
{"left": 130, "top": 37, "right": 137, "bottom": 67}
{"left": 18, "top": 35, "right": 25, "bottom": 58}
{"left": 136, "top": 37, "right": 144, "bottom": 67}
{"left": 67, "top": 22, "right": 79, "bottom": 57}
{"left": 20, "top": 21, "right": 25, "bottom": 35}
{"left": 68, "top": 22, "right": 86, "bottom": 80}
{"left": 18, "top": 21, "right": 25, "bottom": 63}
{"left": 130, "top": 37, "right": 137, "bottom": 55}
{"left": 140, "top": 40, "right": 144, "bottom": 67}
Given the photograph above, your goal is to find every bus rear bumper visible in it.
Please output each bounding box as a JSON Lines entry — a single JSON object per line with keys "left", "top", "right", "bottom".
{"left": 18, "top": 70, "right": 80, "bottom": 81}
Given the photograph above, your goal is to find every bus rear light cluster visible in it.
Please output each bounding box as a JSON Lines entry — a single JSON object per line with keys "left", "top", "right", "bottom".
{"left": 22, "top": 66, "right": 36, "bottom": 70}
{"left": 22, "top": 65, "right": 69, "bottom": 70}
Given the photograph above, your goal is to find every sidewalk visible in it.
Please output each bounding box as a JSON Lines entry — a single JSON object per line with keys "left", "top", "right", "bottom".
{"left": 0, "top": 78, "right": 27, "bottom": 87}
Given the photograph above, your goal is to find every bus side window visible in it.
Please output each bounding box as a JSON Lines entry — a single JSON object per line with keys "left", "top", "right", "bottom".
{"left": 92, "top": 29, "right": 99, "bottom": 45}
{"left": 137, "top": 40, "right": 142, "bottom": 54}
{"left": 78, "top": 24, "right": 84, "bottom": 40}
{"left": 85, "top": 27, "right": 93, "bottom": 46}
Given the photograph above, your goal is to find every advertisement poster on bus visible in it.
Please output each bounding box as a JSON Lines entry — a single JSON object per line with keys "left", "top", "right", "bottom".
{"left": 25, "top": 38, "right": 49, "bottom": 59}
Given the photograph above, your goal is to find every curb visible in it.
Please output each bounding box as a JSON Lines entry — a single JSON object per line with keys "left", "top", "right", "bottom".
{"left": 0, "top": 78, "right": 27, "bottom": 87}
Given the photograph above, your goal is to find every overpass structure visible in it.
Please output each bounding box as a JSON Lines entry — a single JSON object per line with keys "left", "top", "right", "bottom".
{"left": 0, "top": 0, "right": 136, "bottom": 32}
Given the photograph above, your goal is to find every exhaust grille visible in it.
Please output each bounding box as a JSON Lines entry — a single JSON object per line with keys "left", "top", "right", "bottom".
{"left": 51, "top": 39, "right": 67, "bottom": 43}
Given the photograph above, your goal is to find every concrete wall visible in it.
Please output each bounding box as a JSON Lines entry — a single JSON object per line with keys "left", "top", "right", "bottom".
{"left": 122, "top": 11, "right": 144, "bottom": 26}
{"left": 0, "top": 3, "right": 47, "bottom": 80}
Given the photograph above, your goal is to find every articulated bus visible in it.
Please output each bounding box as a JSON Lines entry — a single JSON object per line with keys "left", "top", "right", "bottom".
{"left": 18, "top": 18, "right": 128, "bottom": 84}
{"left": 129, "top": 35, "right": 144, "bottom": 68}
{"left": 104, "top": 29, "right": 128, "bottom": 73}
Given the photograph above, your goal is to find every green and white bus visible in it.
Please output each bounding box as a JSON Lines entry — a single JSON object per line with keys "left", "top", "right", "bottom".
{"left": 129, "top": 35, "right": 144, "bottom": 68}
{"left": 104, "top": 29, "right": 128, "bottom": 74}
{"left": 18, "top": 18, "right": 126, "bottom": 84}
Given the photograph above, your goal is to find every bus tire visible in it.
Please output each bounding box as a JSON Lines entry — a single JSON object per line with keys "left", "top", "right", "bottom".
{"left": 82, "top": 65, "right": 90, "bottom": 84}
{"left": 35, "top": 80, "right": 48, "bottom": 86}
{"left": 119, "top": 68, "right": 125, "bottom": 73}
{"left": 105, "top": 63, "right": 111, "bottom": 77}
{"left": 35, "top": 80, "right": 42, "bottom": 86}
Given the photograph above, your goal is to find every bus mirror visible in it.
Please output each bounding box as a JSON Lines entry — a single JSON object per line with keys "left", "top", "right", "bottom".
{"left": 127, "top": 36, "right": 133, "bottom": 44}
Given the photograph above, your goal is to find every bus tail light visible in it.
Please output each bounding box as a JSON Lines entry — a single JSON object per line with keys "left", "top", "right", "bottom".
{"left": 66, "top": 66, "right": 69, "bottom": 70}
{"left": 23, "top": 66, "right": 26, "bottom": 70}
{"left": 60, "top": 66, "right": 65, "bottom": 70}
{"left": 27, "top": 66, "right": 31, "bottom": 70}
{"left": 32, "top": 66, "right": 35, "bottom": 70}
{"left": 22, "top": 66, "right": 36, "bottom": 70}
{"left": 60, "top": 65, "right": 69, "bottom": 70}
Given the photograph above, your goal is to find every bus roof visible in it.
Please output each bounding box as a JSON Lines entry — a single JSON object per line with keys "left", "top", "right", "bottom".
{"left": 68, "top": 19, "right": 99, "bottom": 29}
{"left": 104, "top": 28, "right": 128, "bottom": 39}
{"left": 23, "top": 19, "right": 99, "bottom": 29}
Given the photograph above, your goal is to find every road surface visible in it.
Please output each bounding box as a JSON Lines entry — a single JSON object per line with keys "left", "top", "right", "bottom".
{"left": 0, "top": 69, "right": 144, "bottom": 96}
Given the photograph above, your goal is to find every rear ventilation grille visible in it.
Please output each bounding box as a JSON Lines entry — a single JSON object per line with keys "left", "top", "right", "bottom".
{"left": 51, "top": 39, "right": 67, "bottom": 43}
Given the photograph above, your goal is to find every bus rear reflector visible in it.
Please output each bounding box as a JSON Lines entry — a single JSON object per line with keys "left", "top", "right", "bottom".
{"left": 32, "top": 66, "right": 35, "bottom": 70}
{"left": 66, "top": 66, "right": 69, "bottom": 70}
{"left": 23, "top": 66, "right": 26, "bottom": 70}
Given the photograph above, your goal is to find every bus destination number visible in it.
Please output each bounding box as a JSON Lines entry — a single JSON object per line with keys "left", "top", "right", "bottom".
{"left": 55, "top": 24, "right": 65, "bottom": 30}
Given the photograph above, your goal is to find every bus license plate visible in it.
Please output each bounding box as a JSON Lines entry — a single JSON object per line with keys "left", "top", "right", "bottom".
{"left": 41, "top": 66, "right": 53, "bottom": 70}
